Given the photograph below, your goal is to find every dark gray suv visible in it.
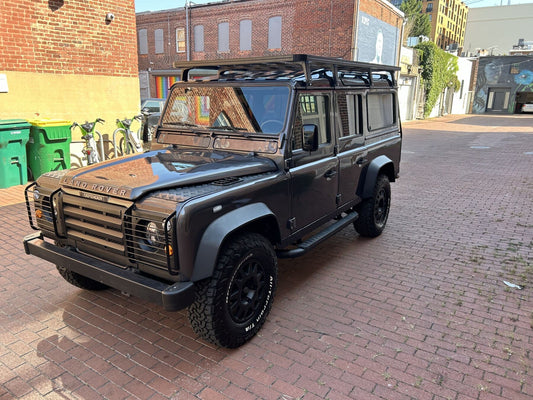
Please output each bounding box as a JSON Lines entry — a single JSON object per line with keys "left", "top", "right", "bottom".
{"left": 24, "top": 55, "right": 401, "bottom": 348}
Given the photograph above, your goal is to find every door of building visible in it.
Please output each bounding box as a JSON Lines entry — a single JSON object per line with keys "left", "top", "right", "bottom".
{"left": 486, "top": 88, "right": 511, "bottom": 112}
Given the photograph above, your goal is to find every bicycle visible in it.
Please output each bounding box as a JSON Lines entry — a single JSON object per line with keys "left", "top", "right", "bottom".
{"left": 112, "top": 114, "right": 146, "bottom": 158}
{"left": 70, "top": 118, "right": 105, "bottom": 165}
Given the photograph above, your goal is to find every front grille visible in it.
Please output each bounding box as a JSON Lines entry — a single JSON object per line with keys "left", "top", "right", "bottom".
{"left": 26, "top": 185, "right": 178, "bottom": 274}
{"left": 62, "top": 194, "right": 127, "bottom": 256}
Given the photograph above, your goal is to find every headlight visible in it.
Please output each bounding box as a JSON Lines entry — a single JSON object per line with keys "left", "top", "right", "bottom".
{"left": 33, "top": 189, "right": 40, "bottom": 201}
{"left": 146, "top": 222, "right": 159, "bottom": 245}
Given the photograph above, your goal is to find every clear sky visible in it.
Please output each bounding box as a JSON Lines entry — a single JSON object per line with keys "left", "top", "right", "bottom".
{"left": 134, "top": 0, "right": 533, "bottom": 12}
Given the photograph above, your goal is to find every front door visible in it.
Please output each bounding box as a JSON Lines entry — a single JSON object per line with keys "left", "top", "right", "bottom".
{"left": 289, "top": 93, "right": 338, "bottom": 231}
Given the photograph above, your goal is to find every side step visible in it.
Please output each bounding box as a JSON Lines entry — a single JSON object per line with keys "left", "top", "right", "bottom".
{"left": 276, "top": 211, "right": 358, "bottom": 259}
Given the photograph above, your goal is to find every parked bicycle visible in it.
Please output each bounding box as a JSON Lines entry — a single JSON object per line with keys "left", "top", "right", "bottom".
{"left": 70, "top": 118, "right": 105, "bottom": 165}
{"left": 112, "top": 113, "right": 146, "bottom": 158}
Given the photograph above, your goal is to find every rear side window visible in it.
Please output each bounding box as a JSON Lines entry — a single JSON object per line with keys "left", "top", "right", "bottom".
{"left": 367, "top": 93, "right": 395, "bottom": 131}
{"left": 338, "top": 94, "right": 363, "bottom": 137}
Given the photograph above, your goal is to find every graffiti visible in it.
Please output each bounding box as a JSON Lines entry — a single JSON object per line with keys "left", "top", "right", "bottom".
{"left": 357, "top": 12, "right": 399, "bottom": 66}
{"left": 473, "top": 56, "right": 533, "bottom": 114}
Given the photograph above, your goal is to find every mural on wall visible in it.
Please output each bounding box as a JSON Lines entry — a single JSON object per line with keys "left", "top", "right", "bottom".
{"left": 356, "top": 12, "right": 399, "bottom": 66}
{"left": 473, "top": 56, "right": 533, "bottom": 113}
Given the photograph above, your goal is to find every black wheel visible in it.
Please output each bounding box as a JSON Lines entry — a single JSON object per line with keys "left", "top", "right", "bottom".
{"left": 188, "top": 233, "right": 277, "bottom": 348}
{"left": 354, "top": 174, "right": 391, "bottom": 238}
{"left": 56, "top": 266, "right": 109, "bottom": 291}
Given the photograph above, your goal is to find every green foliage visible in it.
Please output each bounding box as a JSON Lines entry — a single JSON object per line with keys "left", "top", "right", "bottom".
{"left": 415, "top": 41, "right": 459, "bottom": 117}
{"left": 400, "top": 0, "right": 431, "bottom": 38}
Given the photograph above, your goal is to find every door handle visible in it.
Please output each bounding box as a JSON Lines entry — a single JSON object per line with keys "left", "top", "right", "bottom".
{"left": 355, "top": 157, "right": 368, "bottom": 166}
{"left": 324, "top": 169, "right": 337, "bottom": 179}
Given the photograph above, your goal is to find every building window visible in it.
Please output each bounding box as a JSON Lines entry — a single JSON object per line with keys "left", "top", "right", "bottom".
{"left": 426, "top": 3, "right": 433, "bottom": 12}
{"left": 138, "top": 29, "right": 148, "bottom": 55}
{"left": 194, "top": 25, "right": 204, "bottom": 52}
{"left": 240, "top": 19, "right": 252, "bottom": 51}
{"left": 218, "top": 22, "right": 229, "bottom": 52}
{"left": 176, "top": 28, "right": 185, "bottom": 53}
{"left": 268, "top": 16, "right": 282, "bottom": 50}
{"left": 155, "top": 29, "right": 164, "bottom": 54}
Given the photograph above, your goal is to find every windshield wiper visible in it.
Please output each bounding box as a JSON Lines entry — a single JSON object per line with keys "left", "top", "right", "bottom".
{"left": 166, "top": 121, "right": 201, "bottom": 128}
{"left": 207, "top": 125, "right": 252, "bottom": 137}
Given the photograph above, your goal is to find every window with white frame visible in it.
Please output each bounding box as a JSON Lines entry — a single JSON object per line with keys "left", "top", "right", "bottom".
{"left": 176, "top": 28, "right": 185, "bottom": 53}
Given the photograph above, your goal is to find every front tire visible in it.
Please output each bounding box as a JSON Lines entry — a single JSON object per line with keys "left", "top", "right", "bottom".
{"left": 56, "top": 266, "right": 109, "bottom": 291}
{"left": 188, "top": 233, "right": 277, "bottom": 348}
{"left": 354, "top": 174, "right": 391, "bottom": 238}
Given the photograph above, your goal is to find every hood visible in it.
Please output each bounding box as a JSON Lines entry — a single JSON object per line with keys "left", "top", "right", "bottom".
{"left": 59, "top": 149, "right": 278, "bottom": 200}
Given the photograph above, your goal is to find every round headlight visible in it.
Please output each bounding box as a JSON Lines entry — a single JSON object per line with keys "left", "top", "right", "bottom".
{"left": 146, "top": 222, "right": 159, "bottom": 245}
{"left": 33, "top": 189, "right": 40, "bottom": 201}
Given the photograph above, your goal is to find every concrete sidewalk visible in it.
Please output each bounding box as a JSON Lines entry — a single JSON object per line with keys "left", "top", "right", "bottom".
{"left": 1, "top": 114, "right": 532, "bottom": 399}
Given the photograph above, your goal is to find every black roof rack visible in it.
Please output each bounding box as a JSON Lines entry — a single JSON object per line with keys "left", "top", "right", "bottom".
{"left": 173, "top": 54, "right": 399, "bottom": 87}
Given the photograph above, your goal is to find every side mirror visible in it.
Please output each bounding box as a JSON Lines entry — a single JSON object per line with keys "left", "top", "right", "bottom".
{"left": 302, "top": 124, "right": 319, "bottom": 152}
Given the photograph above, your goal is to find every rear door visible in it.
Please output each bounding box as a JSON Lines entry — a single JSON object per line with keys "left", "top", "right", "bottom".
{"left": 335, "top": 92, "right": 367, "bottom": 208}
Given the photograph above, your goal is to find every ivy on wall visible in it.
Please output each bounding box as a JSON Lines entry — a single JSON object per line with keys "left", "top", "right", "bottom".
{"left": 415, "top": 41, "right": 459, "bottom": 117}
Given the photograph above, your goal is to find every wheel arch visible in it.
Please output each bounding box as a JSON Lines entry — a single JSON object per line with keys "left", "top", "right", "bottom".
{"left": 191, "top": 203, "right": 281, "bottom": 282}
{"left": 359, "top": 155, "right": 395, "bottom": 199}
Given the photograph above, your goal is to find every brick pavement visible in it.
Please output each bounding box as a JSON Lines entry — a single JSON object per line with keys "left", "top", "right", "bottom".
{"left": 0, "top": 114, "right": 532, "bottom": 399}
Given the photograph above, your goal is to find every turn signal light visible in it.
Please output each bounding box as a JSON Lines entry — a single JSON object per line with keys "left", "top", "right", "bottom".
{"left": 35, "top": 209, "right": 43, "bottom": 219}
{"left": 166, "top": 245, "right": 174, "bottom": 256}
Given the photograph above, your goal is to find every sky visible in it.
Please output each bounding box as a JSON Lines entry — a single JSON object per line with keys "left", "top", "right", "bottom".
{"left": 135, "top": 0, "right": 533, "bottom": 13}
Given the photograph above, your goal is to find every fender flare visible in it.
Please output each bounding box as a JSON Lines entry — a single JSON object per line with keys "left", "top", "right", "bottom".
{"left": 361, "top": 155, "right": 394, "bottom": 199}
{"left": 191, "top": 203, "right": 278, "bottom": 281}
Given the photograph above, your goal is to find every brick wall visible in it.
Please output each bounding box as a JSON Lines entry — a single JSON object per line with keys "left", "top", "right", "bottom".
{"left": 0, "top": 0, "right": 138, "bottom": 77}
{"left": 136, "top": 0, "right": 403, "bottom": 69}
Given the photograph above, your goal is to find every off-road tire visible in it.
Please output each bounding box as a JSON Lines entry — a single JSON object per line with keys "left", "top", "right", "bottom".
{"left": 188, "top": 233, "right": 277, "bottom": 348}
{"left": 354, "top": 174, "right": 391, "bottom": 238}
{"left": 56, "top": 266, "right": 109, "bottom": 291}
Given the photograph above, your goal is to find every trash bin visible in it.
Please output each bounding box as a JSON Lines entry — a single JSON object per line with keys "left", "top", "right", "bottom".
{"left": 0, "top": 119, "right": 31, "bottom": 188}
{"left": 27, "top": 119, "right": 72, "bottom": 179}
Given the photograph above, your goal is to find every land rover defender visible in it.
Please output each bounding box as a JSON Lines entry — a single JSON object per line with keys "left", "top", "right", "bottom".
{"left": 23, "top": 55, "right": 401, "bottom": 348}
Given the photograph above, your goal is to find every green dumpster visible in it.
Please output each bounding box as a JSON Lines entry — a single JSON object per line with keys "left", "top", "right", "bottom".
{"left": 27, "top": 119, "right": 72, "bottom": 179}
{"left": 0, "top": 119, "right": 31, "bottom": 189}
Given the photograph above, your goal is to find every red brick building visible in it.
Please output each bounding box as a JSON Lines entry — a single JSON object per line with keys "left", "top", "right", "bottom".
{"left": 0, "top": 0, "right": 140, "bottom": 140}
{"left": 136, "top": 0, "right": 404, "bottom": 99}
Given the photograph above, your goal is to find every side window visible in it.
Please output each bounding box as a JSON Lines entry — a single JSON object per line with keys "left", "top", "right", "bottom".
{"left": 338, "top": 94, "right": 362, "bottom": 137}
{"left": 155, "top": 29, "right": 164, "bottom": 54}
{"left": 292, "top": 94, "right": 330, "bottom": 151}
{"left": 194, "top": 25, "right": 204, "bottom": 52}
{"left": 218, "top": 22, "right": 230, "bottom": 53}
{"left": 268, "top": 16, "right": 282, "bottom": 50}
{"left": 176, "top": 28, "right": 185, "bottom": 53}
{"left": 138, "top": 29, "right": 148, "bottom": 55}
{"left": 240, "top": 20, "right": 252, "bottom": 51}
{"left": 367, "top": 93, "right": 395, "bottom": 132}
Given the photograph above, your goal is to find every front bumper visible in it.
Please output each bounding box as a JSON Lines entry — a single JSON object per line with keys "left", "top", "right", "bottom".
{"left": 23, "top": 232, "right": 195, "bottom": 311}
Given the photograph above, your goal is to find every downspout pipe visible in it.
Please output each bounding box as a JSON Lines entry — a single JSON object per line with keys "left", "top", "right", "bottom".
{"left": 185, "top": 1, "right": 190, "bottom": 61}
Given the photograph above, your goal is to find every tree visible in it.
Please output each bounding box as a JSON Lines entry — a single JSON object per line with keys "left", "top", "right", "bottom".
{"left": 415, "top": 41, "right": 459, "bottom": 117}
{"left": 400, "top": 0, "right": 431, "bottom": 39}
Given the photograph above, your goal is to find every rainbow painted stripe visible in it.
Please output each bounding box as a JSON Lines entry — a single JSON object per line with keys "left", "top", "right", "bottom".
{"left": 155, "top": 76, "right": 179, "bottom": 98}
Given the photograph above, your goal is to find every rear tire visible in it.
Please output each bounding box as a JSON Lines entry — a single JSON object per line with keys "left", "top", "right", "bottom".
{"left": 354, "top": 174, "right": 391, "bottom": 238}
{"left": 188, "top": 233, "right": 277, "bottom": 348}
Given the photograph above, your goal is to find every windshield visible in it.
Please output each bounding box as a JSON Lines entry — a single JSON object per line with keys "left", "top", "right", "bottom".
{"left": 161, "top": 85, "right": 290, "bottom": 135}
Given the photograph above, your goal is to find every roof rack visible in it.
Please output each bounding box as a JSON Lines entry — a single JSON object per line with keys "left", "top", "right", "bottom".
{"left": 173, "top": 54, "right": 399, "bottom": 87}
